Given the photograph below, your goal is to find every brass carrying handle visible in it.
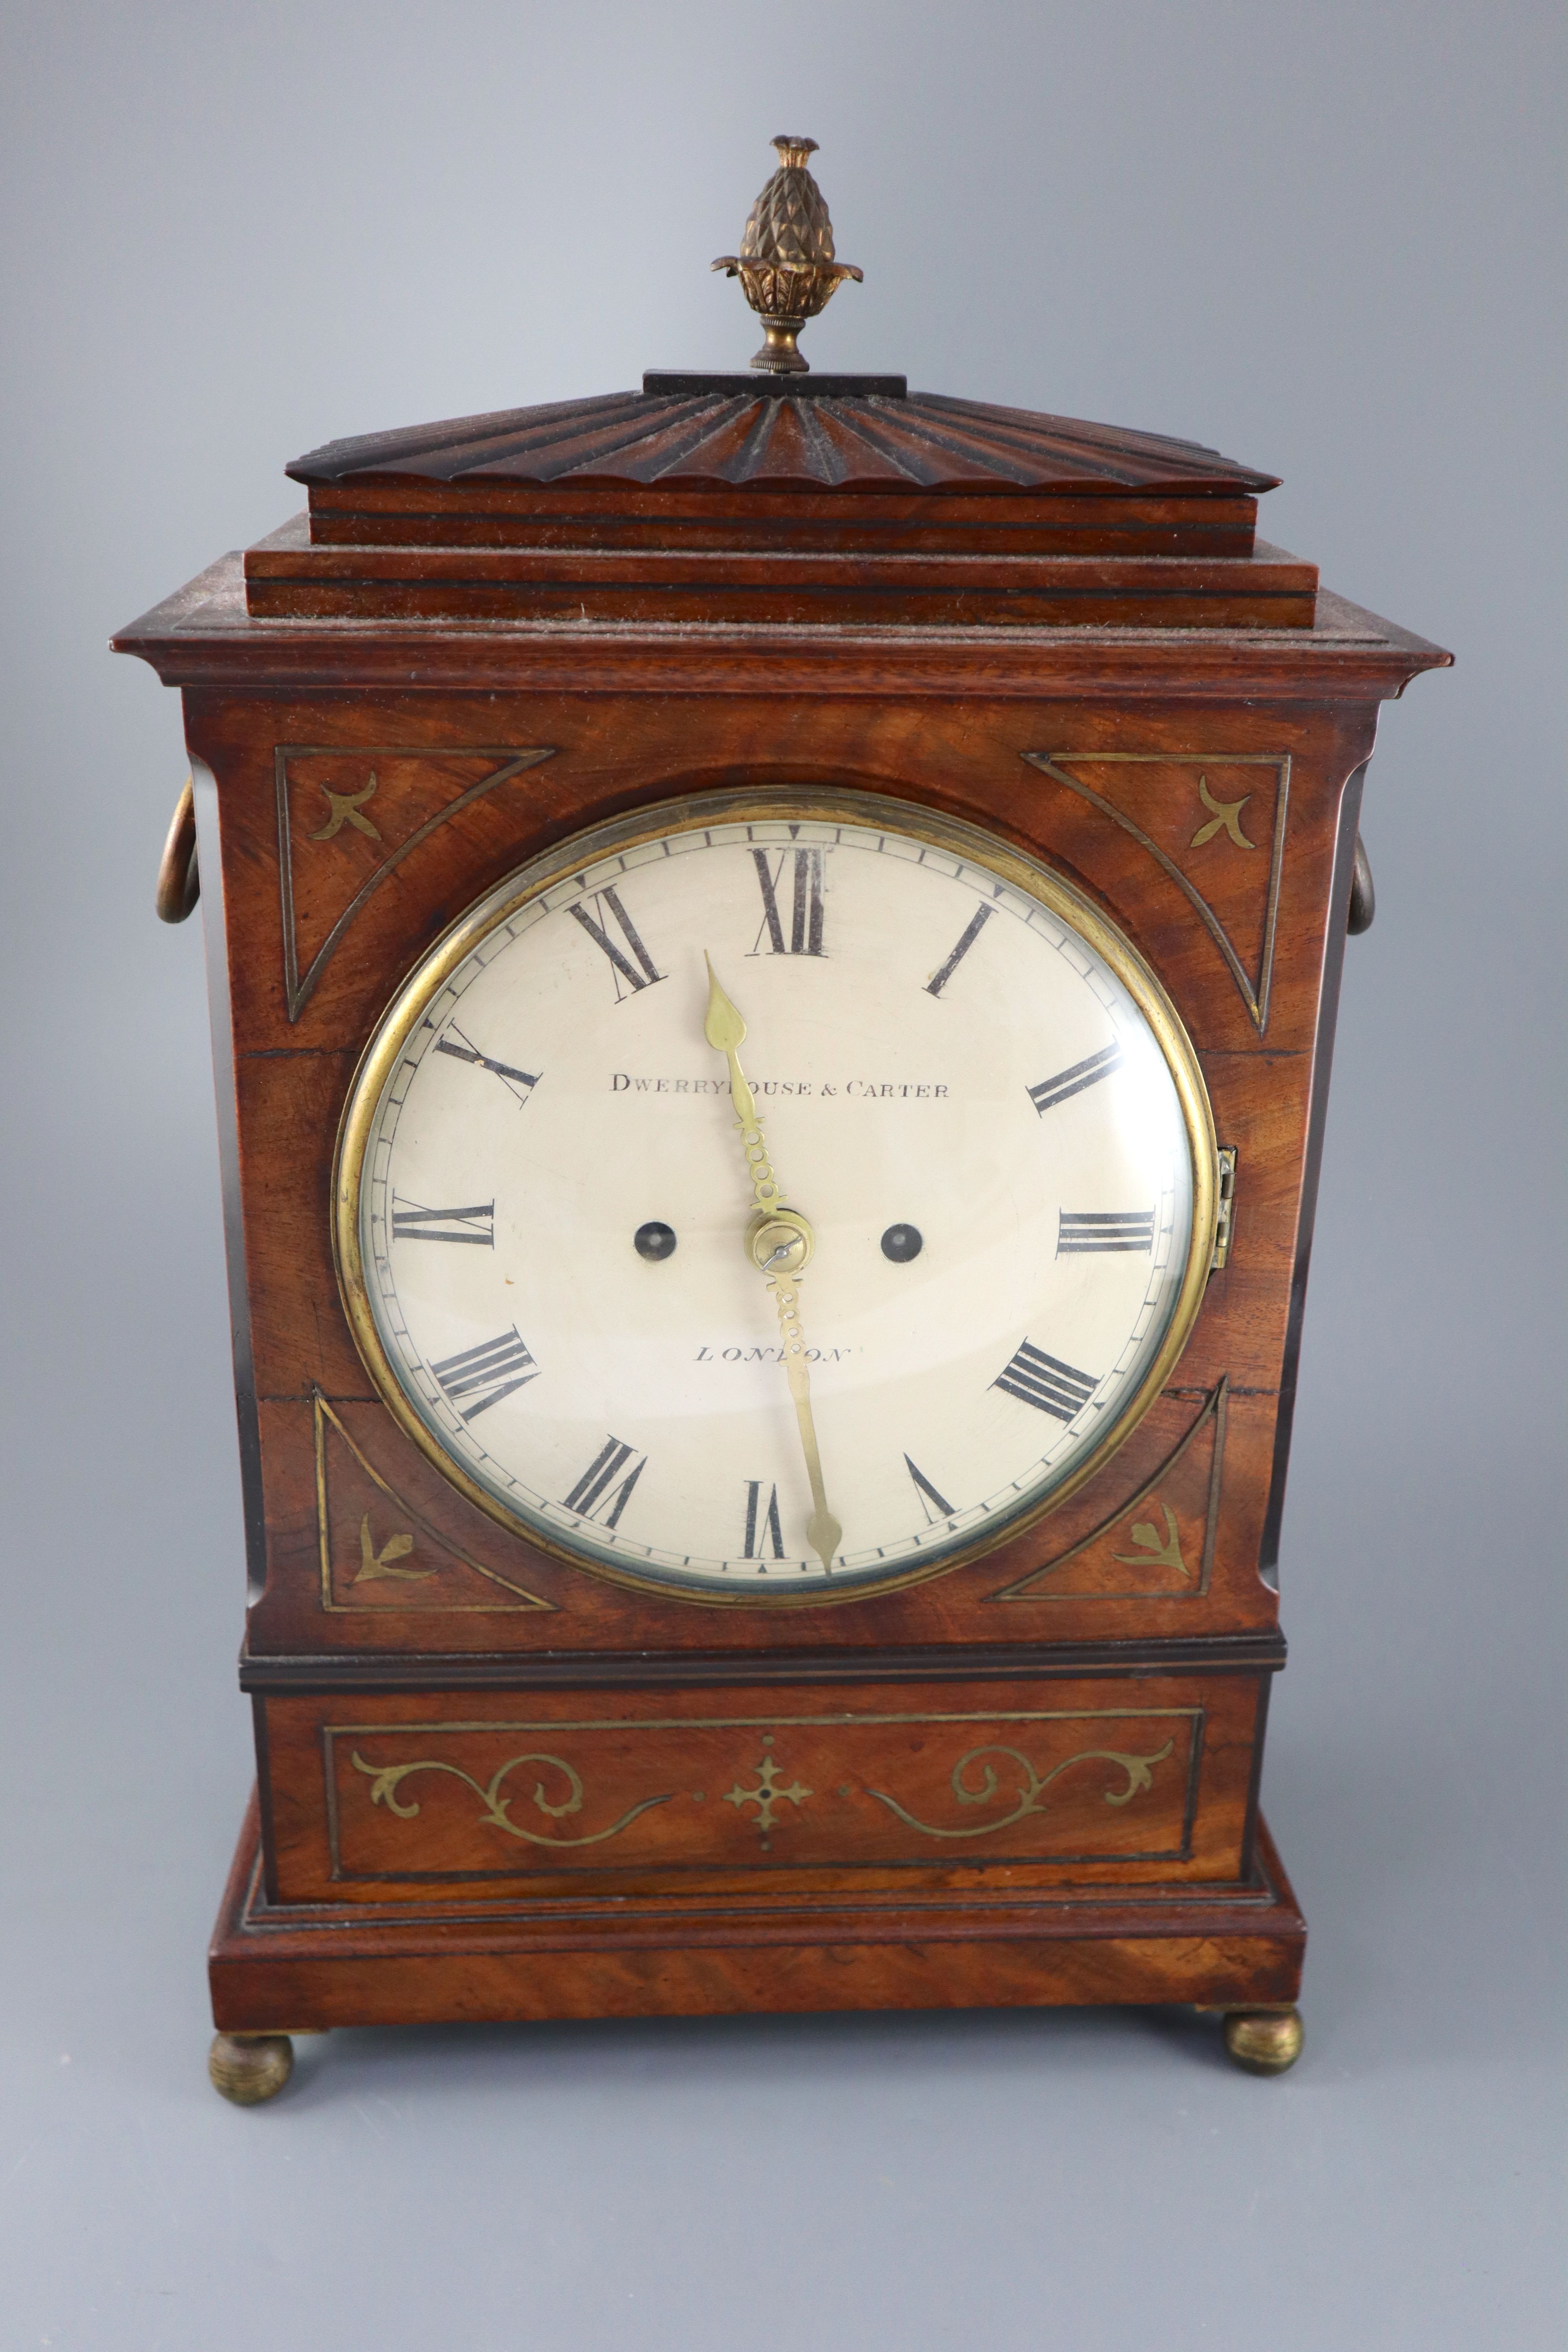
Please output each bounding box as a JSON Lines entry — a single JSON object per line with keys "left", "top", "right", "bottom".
{"left": 156, "top": 776, "right": 200, "bottom": 922}
{"left": 1347, "top": 834, "right": 1375, "bottom": 935}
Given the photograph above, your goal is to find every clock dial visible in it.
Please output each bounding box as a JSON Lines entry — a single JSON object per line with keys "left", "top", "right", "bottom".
{"left": 336, "top": 794, "right": 1216, "bottom": 1601}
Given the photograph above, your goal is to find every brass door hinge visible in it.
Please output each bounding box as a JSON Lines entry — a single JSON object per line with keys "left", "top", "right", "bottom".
{"left": 1212, "top": 1148, "right": 1238, "bottom": 1270}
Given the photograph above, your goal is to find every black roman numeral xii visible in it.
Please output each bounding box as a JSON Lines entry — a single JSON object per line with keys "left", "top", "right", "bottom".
{"left": 750, "top": 847, "right": 827, "bottom": 957}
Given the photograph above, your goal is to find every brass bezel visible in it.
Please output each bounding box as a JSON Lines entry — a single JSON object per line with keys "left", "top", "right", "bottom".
{"left": 333, "top": 787, "right": 1219, "bottom": 1608}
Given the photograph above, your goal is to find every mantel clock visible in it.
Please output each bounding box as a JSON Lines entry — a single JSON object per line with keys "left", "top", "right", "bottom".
{"left": 116, "top": 139, "right": 1449, "bottom": 2101}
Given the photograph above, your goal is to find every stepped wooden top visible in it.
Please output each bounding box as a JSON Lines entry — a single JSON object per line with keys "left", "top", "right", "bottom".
{"left": 279, "top": 381, "right": 1287, "bottom": 597}
{"left": 287, "top": 379, "right": 1280, "bottom": 502}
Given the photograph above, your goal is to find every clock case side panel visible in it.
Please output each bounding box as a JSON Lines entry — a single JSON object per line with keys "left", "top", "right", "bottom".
{"left": 178, "top": 684, "right": 1374, "bottom": 1658}
{"left": 188, "top": 755, "right": 268, "bottom": 1604}
{"left": 1258, "top": 755, "right": 1367, "bottom": 1581}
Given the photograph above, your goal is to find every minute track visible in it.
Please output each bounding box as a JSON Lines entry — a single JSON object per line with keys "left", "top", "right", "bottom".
{"left": 342, "top": 794, "right": 1212, "bottom": 1597}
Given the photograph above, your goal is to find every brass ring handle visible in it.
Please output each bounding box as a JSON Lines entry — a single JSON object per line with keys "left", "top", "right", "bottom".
{"left": 1347, "top": 834, "right": 1375, "bottom": 935}
{"left": 155, "top": 776, "right": 200, "bottom": 923}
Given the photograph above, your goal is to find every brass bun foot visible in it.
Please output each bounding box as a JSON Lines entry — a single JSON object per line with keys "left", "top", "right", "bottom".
{"left": 209, "top": 2031, "right": 294, "bottom": 2105}
{"left": 1223, "top": 2006, "right": 1304, "bottom": 2075}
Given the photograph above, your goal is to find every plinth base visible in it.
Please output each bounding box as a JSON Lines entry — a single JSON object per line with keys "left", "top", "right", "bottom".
{"left": 209, "top": 1789, "right": 1304, "bottom": 2056}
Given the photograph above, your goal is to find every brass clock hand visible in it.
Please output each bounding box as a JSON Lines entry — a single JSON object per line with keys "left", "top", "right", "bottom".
{"left": 704, "top": 956, "right": 842, "bottom": 1568}
{"left": 770, "top": 1270, "right": 843, "bottom": 1571}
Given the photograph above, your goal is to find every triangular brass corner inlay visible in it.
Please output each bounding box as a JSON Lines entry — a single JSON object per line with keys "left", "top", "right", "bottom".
{"left": 314, "top": 1390, "right": 555, "bottom": 1612}
{"left": 989, "top": 1379, "right": 1228, "bottom": 1601}
{"left": 1022, "top": 753, "right": 1290, "bottom": 1031}
{"left": 276, "top": 745, "right": 556, "bottom": 1022}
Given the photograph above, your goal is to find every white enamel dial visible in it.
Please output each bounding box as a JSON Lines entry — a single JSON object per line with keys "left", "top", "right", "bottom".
{"left": 337, "top": 795, "right": 1215, "bottom": 1601}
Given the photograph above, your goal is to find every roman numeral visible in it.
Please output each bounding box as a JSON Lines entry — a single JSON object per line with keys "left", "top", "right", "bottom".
{"left": 904, "top": 1454, "right": 955, "bottom": 1524}
{"left": 433, "top": 1024, "right": 539, "bottom": 1107}
{"left": 430, "top": 1327, "right": 539, "bottom": 1419}
{"left": 750, "top": 847, "right": 827, "bottom": 956}
{"left": 568, "top": 886, "right": 664, "bottom": 1000}
{"left": 1057, "top": 1209, "right": 1156, "bottom": 1255}
{"left": 1027, "top": 1042, "right": 1123, "bottom": 1116}
{"left": 563, "top": 1436, "right": 646, "bottom": 1530}
{"left": 391, "top": 1196, "right": 495, "bottom": 1247}
{"left": 993, "top": 1342, "right": 1097, "bottom": 1422}
{"left": 743, "top": 1480, "right": 786, "bottom": 1559}
{"left": 924, "top": 903, "right": 995, "bottom": 997}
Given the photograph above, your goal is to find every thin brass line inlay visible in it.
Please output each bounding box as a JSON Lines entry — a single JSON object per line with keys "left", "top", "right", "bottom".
{"left": 1023, "top": 751, "right": 1289, "bottom": 1031}
{"left": 314, "top": 1389, "right": 555, "bottom": 1612}
{"left": 276, "top": 745, "right": 556, "bottom": 1022}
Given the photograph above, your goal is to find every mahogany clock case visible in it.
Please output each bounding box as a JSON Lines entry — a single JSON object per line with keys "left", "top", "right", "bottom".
{"left": 115, "top": 374, "right": 1449, "bottom": 2056}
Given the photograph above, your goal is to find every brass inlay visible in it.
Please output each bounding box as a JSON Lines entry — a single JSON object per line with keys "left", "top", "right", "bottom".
{"left": 276, "top": 745, "right": 556, "bottom": 1022}
{"left": 1113, "top": 1501, "right": 1189, "bottom": 1575}
{"left": 867, "top": 1738, "right": 1175, "bottom": 1841}
{"left": 309, "top": 773, "right": 381, "bottom": 842}
{"left": 323, "top": 1707, "right": 1202, "bottom": 1880}
{"left": 332, "top": 786, "right": 1218, "bottom": 1608}
{"left": 989, "top": 1378, "right": 1227, "bottom": 1601}
{"left": 314, "top": 1390, "right": 554, "bottom": 1612}
{"left": 1022, "top": 753, "right": 1289, "bottom": 1031}
{"left": 1190, "top": 772, "right": 1256, "bottom": 851}
{"left": 352, "top": 1749, "right": 673, "bottom": 1848}
{"left": 353, "top": 1513, "right": 427, "bottom": 1583}
{"left": 724, "top": 1754, "right": 814, "bottom": 1835}
{"left": 713, "top": 135, "right": 862, "bottom": 374}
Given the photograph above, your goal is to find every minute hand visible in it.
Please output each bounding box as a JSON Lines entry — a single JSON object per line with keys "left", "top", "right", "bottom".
{"left": 770, "top": 1271, "right": 842, "bottom": 1570}
{"left": 703, "top": 957, "right": 842, "bottom": 1567}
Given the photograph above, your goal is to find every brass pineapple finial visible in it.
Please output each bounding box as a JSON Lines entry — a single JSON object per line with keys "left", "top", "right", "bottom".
{"left": 712, "top": 136, "right": 863, "bottom": 374}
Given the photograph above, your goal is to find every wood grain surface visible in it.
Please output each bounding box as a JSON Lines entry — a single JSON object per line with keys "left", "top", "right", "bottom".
{"left": 113, "top": 432, "right": 1448, "bottom": 2037}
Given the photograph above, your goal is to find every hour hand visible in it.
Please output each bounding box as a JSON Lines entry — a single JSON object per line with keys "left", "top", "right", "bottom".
{"left": 703, "top": 956, "right": 760, "bottom": 1137}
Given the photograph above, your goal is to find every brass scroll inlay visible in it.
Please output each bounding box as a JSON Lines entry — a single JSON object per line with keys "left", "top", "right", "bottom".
{"left": 866, "top": 1738, "right": 1174, "bottom": 1840}
{"left": 351, "top": 1750, "right": 673, "bottom": 1848}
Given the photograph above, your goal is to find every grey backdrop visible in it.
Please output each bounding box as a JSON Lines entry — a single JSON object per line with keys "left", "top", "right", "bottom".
{"left": 2, "top": 3, "right": 1563, "bottom": 2346}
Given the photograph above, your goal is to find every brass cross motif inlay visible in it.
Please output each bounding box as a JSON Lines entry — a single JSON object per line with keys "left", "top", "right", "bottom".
{"left": 724, "top": 1753, "right": 813, "bottom": 1835}
{"left": 310, "top": 773, "right": 382, "bottom": 842}
{"left": 1190, "top": 772, "right": 1255, "bottom": 851}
